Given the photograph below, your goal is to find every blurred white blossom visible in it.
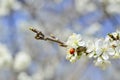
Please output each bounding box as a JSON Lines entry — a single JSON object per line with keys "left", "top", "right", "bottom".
{"left": 18, "top": 72, "right": 32, "bottom": 80}
{"left": 0, "top": 0, "right": 21, "bottom": 16}
{"left": 104, "top": 0, "right": 120, "bottom": 14}
{"left": 75, "top": 0, "right": 96, "bottom": 14}
{"left": 106, "top": 4, "right": 120, "bottom": 14}
{"left": 0, "top": 43, "right": 13, "bottom": 69}
{"left": 84, "top": 23, "right": 101, "bottom": 35}
{"left": 14, "top": 51, "right": 31, "bottom": 71}
{"left": 32, "top": 72, "right": 44, "bottom": 80}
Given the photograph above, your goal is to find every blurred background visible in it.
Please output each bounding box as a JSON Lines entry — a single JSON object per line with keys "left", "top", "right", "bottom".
{"left": 0, "top": 0, "right": 120, "bottom": 80}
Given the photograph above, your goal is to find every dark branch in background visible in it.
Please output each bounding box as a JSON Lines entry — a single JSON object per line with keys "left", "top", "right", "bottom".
{"left": 29, "top": 27, "right": 67, "bottom": 47}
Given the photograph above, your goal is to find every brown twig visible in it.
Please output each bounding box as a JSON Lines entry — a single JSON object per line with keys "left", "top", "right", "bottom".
{"left": 108, "top": 33, "right": 120, "bottom": 41}
{"left": 29, "top": 27, "right": 67, "bottom": 47}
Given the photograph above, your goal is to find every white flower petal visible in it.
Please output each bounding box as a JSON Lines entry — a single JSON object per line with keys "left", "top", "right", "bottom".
{"left": 70, "top": 56, "right": 77, "bottom": 63}
{"left": 95, "top": 48, "right": 102, "bottom": 56}
{"left": 108, "top": 48, "right": 115, "bottom": 56}
{"left": 95, "top": 39, "right": 104, "bottom": 48}
{"left": 66, "top": 54, "right": 72, "bottom": 60}
{"left": 102, "top": 53, "right": 109, "bottom": 60}
{"left": 78, "top": 41, "right": 86, "bottom": 46}
{"left": 97, "top": 57, "right": 103, "bottom": 62}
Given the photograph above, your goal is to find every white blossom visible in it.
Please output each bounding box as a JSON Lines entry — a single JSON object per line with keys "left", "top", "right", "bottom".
{"left": 86, "top": 40, "right": 95, "bottom": 58}
{"left": 0, "top": 0, "right": 21, "bottom": 16}
{"left": 66, "top": 48, "right": 78, "bottom": 63}
{"left": 111, "top": 41, "right": 120, "bottom": 58}
{"left": 113, "top": 46, "right": 120, "bottom": 58}
{"left": 94, "top": 57, "right": 111, "bottom": 70}
{"left": 32, "top": 72, "right": 44, "bottom": 80}
{"left": 75, "top": 0, "right": 96, "bottom": 14}
{"left": 18, "top": 72, "right": 32, "bottom": 80}
{"left": 66, "top": 33, "right": 85, "bottom": 63}
{"left": 14, "top": 51, "right": 31, "bottom": 71}
{"left": 0, "top": 43, "right": 13, "bottom": 69}
{"left": 106, "top": 4, "right": 120, "bottom": 14}
{"left": 106, "top": 31, "right": 120, "bottom": 58}
{"left": 94, "top": 39, "right": 110, "bottom": 58}
{"left": 84, "top": 23, "right": 101, "bottom": 35}
{"left": 66, "top": 33, "right": 82, "bottom": 48}
{"left": 86, "top": 39, "right": 110, "bottom": 59}
{"left": 65, "top": 30, "right": 120, "bottom": 69}
{"left": 87, "top": 39, "right": 111, "bottom": 68}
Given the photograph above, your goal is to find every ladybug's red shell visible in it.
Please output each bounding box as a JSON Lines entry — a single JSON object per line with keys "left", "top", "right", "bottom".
{"left": 69, "top": 48, "right": 75, "bottom": 54}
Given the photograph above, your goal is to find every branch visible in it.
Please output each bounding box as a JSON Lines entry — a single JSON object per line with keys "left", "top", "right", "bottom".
{"left": 29, "top": 27, "right": 67, "bottom": 47}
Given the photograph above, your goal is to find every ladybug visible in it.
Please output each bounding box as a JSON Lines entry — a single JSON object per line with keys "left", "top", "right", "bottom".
{"left": 69, "top": 48, "right": 75, "bottom": 54}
